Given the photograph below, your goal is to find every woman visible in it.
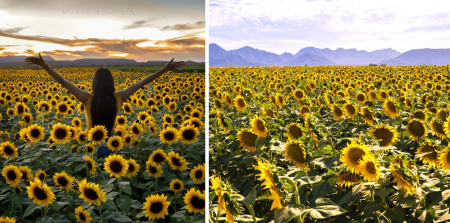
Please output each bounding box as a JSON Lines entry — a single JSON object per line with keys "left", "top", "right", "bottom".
{"left": 25, "top": 53, "right": 185, "bottom": 157}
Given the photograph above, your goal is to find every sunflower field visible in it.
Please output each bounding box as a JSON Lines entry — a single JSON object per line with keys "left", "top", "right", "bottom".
{"left": 0, "top": 66, "right": 205, "bottom": 223}
{"left": 209, "top": 65, "right": 450, "bottom": 223}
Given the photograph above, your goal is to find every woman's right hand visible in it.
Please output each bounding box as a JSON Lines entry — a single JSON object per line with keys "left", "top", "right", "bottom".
{"left": 24, "top": 52, "right": 47, "bottom": 67}
{"left": 163, "top": 58, "right": 185, "bottom": 71}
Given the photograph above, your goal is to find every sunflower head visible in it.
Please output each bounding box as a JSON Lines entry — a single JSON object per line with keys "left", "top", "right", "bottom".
{"left": 53, "top": 171, "right": 73, "bottom": 191}
{"left": 50, "top": 123, "right": 71, "bottom": 144}
{"left": 406, "top": 119, "right": 426, "bottom": 141}
{"left": 336, "top": 172, "right": 360, "bottom": 187}
{"left": 160, "top": 127, "right": 178, "bottom": 145}
{"left": 145, "top": 160, "right": 163, "bottom": 178}
{"left": 170, "top": 178, "right": 184, "bottom": 193}
{"left": 106, "top": 136, "right": 123, "bottom": 153}
{"left": 78, "top": 179, "right": 106, "bottom": 205}
{"left": 26, "top": 178, "right": 55, "bottom": 206}
{"left": 167, "top": 151, "right": 189, "bottom": 171}
{"left": 75, "top": 206, "right": 93, "bottom": 223}
{"left": 340, "top": 141, "right": 372, "bottom": 173}
{"left": 285, "top": 141, "right": 308, "bottom": 169}
{"left": 2, "top": 164, "right": 22, "bottom": 186}
{"left": 149, "top": 148, "right": 168, "bottom": 165}
{"left": 369, "top": 123, "right": 398, "bottom": 147}
{"left": 88, "top": 125, "right": 108, "bottom": 145}
{"left": 251, "top": 116, "right": 267, "bottom": 138}
{"left": 237, "top": 129, "right": 258, "bottom": 152}
{"left": 142, "top": 194, "right": 171, "bottom": 220}
{"left": 125, "top": 158, "right": 140, "bottom": 178}
{"left": 83, "top": 156, "right": 97, "bottom": 174}
{"left": 0, "top": 141, "right": 18, "bottom": 159}
{"left": 357, "top": 155, "right": 380, "bottom": 182}
{"left": 190, "top": 164, "right": 205, "bottom": 184}
{"left": 184, "top": 188, "right": 205, "bottom": 214}
{"left": 104, "top": 154, "right": 129, "bottom": 178}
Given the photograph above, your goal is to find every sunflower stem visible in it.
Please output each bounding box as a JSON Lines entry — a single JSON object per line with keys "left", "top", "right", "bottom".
{"left": 119, "top": 176, "right": 122, "bottom": 199}
{"left": 98, "top": 203, "right": 103, "bottom": 222}
{"left": 59, "top": 144, "right": 63, "bottom": 171}
{"left": 44, "top": 205, "right": 48, "bottom": 217}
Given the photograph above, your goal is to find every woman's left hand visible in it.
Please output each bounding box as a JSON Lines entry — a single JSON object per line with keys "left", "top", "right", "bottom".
{"left": 163, "top": 58, "right": 186, "bottom": 71}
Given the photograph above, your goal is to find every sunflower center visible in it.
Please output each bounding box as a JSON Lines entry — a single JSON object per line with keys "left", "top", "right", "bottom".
{"left": 348, "top": 148, "right": 365, "bottom": 165}
{"left": 165, "top": 117, "right": 171, "bottom": 123}
{"left": 365, "top": 161, "right": 376, "bottom": 174}
{"left": 75, "top": 120, "right": 80, "bottom": 126}
{"left": 164, "top": 132, "right": 174, "bottom": 140}
{"left": 7, "top": 170, "right": 16, "bottom": 180}
{"left": 132, "top": 126, "right": 139, "bottom": 134}
{"left": 84, "top": 188, "right": 99, "bottom": 200}
{"left": 372, "top": 128, "right": 394, "bottom": 147}
{"left": 57, "top": 177, "right": 68, "bottom": 187}
{"left": 111, "top": 140, "right": 120, "bottom": 148}
{"left": 59, "top": 104, "right": 67, "bottom": 112}
{"left": 153, "top": 154, "right": 164, "bottom": 163}
{"left": 242, "top": 131, "right": 257, "bottom": 147}
{"left": 346, "top": 105, "right": 356, "bottom": 115}
{"left": 38, "top": 173, "right": 45, "bottom": 181}
{"left": 25, "top": 116, "right": 30, "bottom": 123}
{"left": 79, "top": 213, "right": 86, "bottom": 221}
{"left": 174, "top": 183, "right": 180, "bottom": 189}
{"left": 110, "top": 160, "right": 123, "bottom": 173}
{"left": 432, "top": 121, "right": 444, "bottom": 134}
{"left": 413, "top": 111, "right": 425, "bottom": 120}
{"left": 256, "top": 120, "right": 265, "bottom": 131}
{"left": 118, "top": 118, "right": 125, "bottom": 124}
{"left": 125, "top": 106, "right": 131, "bottom": 112}
{"left": 295, "top": 91, "right": 303, "bottom": 99}
{"left": 387, "top": 101, "right": 396, "bottom": 112}
{"left": 4, "top": 146, "right": 13, "bottom": 155}
{"left": 357, "top": 94, "right": 365, "bottom": 101}
{"left": 28, "top": 128, "right": 41, "bottom": 138}
{"left": 92, "top": 131, "right": 104, "bottom": 141}
{"left": 128, "top": 164, "right": 134, "bottom": 172}
{"left": 191, "top": 196, "right": 205, "bottom": 209}
{"left": 18, "top": 105, "right": 24, "bottom": 113}
{"left": 421, "top": 145, "right": 438, "bottom": 160}
{"left": 192, "top": 122, "right": 200, "bottom": 128}
{"left": 195, "top": 170, "right": 203, "bottom": 179}
{"left": 80, "top": 135, "right": 86, "bottom": 141}
{"left": 182, "top": 130, "right": 195, "bottom": 140}
{"left": 55, "top": 128, "right": 68, "bottom": 139}
{"left": 409, "top": 121, "right": 425, "bottom": 136}
{"left": 287, "top": 144, "right": 306, "bottom": 163}
{"left": 237, "top": 99, "right": 245, "bottom": 107}
{"left": 150, "top": 202, "right": 163, "bottom": 213}
{"left": 33, "top": 187, "right": 48, "bottom": 200}
{"left": 125, "top": 137, "right": 131, "bottom": 143}
{"left": 288, "top": 125, "right": 303, "bottom": 139}
{"left": 172, "top": 157, "right": 182, "bottom": 166}
{"left": 149, "top": 166, "right": 158, "bottom": 174}
{"left": 334, "top": 107, "right": 342, "bottom": 116}
{"left": 86, "top": 161, "right": 93, "bottom": 170}
{"left": 21, "top": 171, "right": 28, "bottom": 180}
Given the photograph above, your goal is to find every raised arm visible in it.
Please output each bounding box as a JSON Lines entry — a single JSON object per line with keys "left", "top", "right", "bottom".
{"left": 25, "top": 53, "right": 90, "bottom": 104}
{"left": 117, "top": 58, "right": 185, "bottom": 102}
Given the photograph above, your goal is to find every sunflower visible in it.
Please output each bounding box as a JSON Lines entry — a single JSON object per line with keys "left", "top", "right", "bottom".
{"left": 275, "top": 93, "right": 285, "bottom": 107}
{"left": 292, "top": 89, "right": 306, "bottom": 101}
{"left": 142, "top": 194, "right": 171, "bottom": 220}
{"left": 88, "top": 125, "right": 108, "bottom": 145}
{"left": 343, "top": 102, "right": 357, "bottom": 119}
{"left": 357, "top": 155, "right": 380, "bottom": 181}
{"left": 167, "top": 151, "right": 189, "bottom": 171}
{"left": 123, "top": 134, "right": 132, "bottom": 146}
{"left": 125, "top": 158, "right": 140, "bottom": 178}
{"left": 75, "top": 206, "right": 92, "bottom": 223}
{"left": 50, "top": 123, "right": 71, "bottom": 144}
{"left": 355, "top": 92, "right": 366, "bottom": 104}
{"left": 383, "top": 98, "right": 399, "bottom": 118}
{"left": 145, "top": 161, "right": 163, "bottom": 178}
{"left": 56, "top": 102, "right": 69, "bottom": 115}
{"left": 360, "top": 107, "right": 374, "bottom": 125}
{"left": 234, "top": 96, "right": 246, "bottom": 112}
{"left": 72, "top": 117, "right": 82, "bottom": 130}
{"left": 15, "top": 102, "right": 27, "bottom": 116}
{"left": 437, "top": 109, "right": 448, "bottom": 121}
{"left": 19, "top": 166, "right": 33, "bottom": 182}
{"left": 369, "top": 123, "right": 398, "bottom": 147}
{"left": 77, "top": 131, "right": 88, "bottom": 144}
{"left": 430, "top": 120, "right": 446, "bottom": 139}
{"left": 189, "top": 118, "right": 204, "bottom": 130}
{"left": 149, "top": 148, "right": 167, "bottom": 165}
{"left": 331, "top": 104, "right": 344, "bottom": 120}
{"left": 406, "top": 119, "right": 426, "bottom": 141}
{"left": 23, "top": 113, "right": 33, "bottom": 125}
{"left": 439, "top": 148, "right": 450, "bottom": 171}
{"left": 286, "top": 123, "right": 303, "bottom": 139}
{"left": 26, "top": 124, "right": 45, "bottom": 143}
{"left": 0, "top": 141, "right": 18, "bottom": 159}
{"left": 417, "top": 141, "right": 439, "bottom": 168}
{"left": 106, "top": 136, "right": 123, "bottom": 153}
{"left": 190, "top": 164, "right": 205, "bottom": 184}
{"left": 340, "top": 141, "right": 371, "bottom": 173}
{"left": 116, "top": 115, "right": 127, "bottom": 127}
{"left": 36, "top": 170, "right": 46, "bottom": 182}
{"left": 2, "top": 165, "right": 22, "bottom": 186}
{"left": 104, "top": 154, "right": 129, "bottom": 178}
{"left": 83, "top": 156, "right": 97, "bottom": 174}
{"left": 170, "top": 178, "right": 184, "bottom": 193}
{"left": 411, "top": 110, "right": 427, "bottom": 121}
{"left": 78, "top": 179, "right": 106, "bottom": 205}
{"left": 160, "top": 127, "right": 178, "bottom": 145}
{"left": 285, "top": 141, "right": 308, "bottom": 169}
{"left": 123, "top": 103, "right": 133, "bottom": 114}
{"left": 0, "top": 216, "right": 16, "bottom": 223}
{"left": 237, "top": 129, "right": 258, "bottom": 152}
{"left": 178, "top": 125, "right": 199, "bottom": 144}
{"left": 26, "top": 178, "right": 55, "bottom": 206}
{"left": 6, "top": 108, "right": 15, "bottom": 117}
{"left": 130, "top": 122, "right": 143, "bottom": 137}
{"left": 184, "top": 188, "right": 205, "bottom": 214}
{"left": 53, "top": 171, "right": 73, "bottom": 191}
{"left": 250, "top": 116, "right": 268, "bottom": 138}
{"left": 253, "top": 159, "right": 284, "bottom": 210}
{"left": 263, "top": 109, "right": 276, "bottom": 119}
{"left": 336, "top": 172, "right": 360, "bottom": 187}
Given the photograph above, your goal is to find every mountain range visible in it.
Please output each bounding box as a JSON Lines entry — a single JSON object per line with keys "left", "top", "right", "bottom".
{"left": 0, "top": 56, "right": 205, "bottom": 66}
{"left": 210, "top": 43, "right": 450, "bottom": 66}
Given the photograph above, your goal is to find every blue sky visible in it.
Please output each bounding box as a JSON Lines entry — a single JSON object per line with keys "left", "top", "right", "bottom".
{"left": 0, "top": 0, "right": 205, "bottom": 61}
{"left": 210, "top": 0, "right": 450, "bottom": 54}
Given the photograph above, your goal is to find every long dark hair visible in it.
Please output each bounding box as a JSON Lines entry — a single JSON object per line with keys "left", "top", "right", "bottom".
{"left": 91, "top": 68, "right": 117, "bottom": 136}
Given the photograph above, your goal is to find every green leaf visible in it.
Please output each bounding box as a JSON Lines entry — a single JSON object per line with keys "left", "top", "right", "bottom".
{"left": 422, "top": 178, "right": 440, "bottom": 187}
{"left": 312, "top": 181, "right": 331, "bottom": 200}
{"left": 113, "top": 215, "right": 133, "bottom": 222}
{"left": 375, "top": 188, "right": 391, "bottom": 198}
{"left": 295, "top": 175, "right": 322, "bottom": 186}
{"left": 24, "top": 203, "right": 42, "bottom": 217}
{"left": 385, "top": 206, "right": 405, "bottom": 223}
{"left": 103, "top": 200, "right": 118, "bottom": 211}
{"left": 309, "top": 198, "right": 346, "bottom": 219}
{"left": 362, "top": 202, "right": 383, "bottom": 218}
{"left": 209, "top": 191, "right": 216, "bottom": 203}
{"left": 119, "top": 184, "right": 132, "bottom": 195}
{"left": 105, "top": 192, "right": 119, "bottom": 200}
{"left": 74, "top": 164, "right": 84, "bottom": 172}
{"left": 107, "top": 178, "right": 116, "bottom": 185}
{"left": 338, "top": 190, "right": 358, "bottom": 206}
{"left": 118, "top": 195, "right": 131, "bottom": 214}
{"left": 274, "top": 204, "right": 305, "bottom": 223}
{"left": 255, "top": 136, "right": 272, "bottom": 150}
{"left": 242, "top": 189, "right": 257, "bottom": 208}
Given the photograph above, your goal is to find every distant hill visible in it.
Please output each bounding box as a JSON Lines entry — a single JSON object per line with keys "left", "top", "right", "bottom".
{"left": 0, "top": 56, "right": 205, "bottom": 66}
{"left": 378, "top": 49, "right": 450, "bottom": 65}
{"left": 209, "top": 43, "right": 402, "bottom": 66}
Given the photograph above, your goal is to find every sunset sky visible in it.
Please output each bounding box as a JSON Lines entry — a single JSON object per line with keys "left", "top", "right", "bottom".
{"left": 210, "top": 0, "right": 450, "bottom": 54}
{"left": 0, "top": 0, "right": 205, "bottom": 62}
